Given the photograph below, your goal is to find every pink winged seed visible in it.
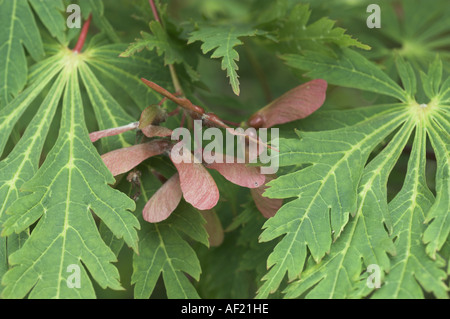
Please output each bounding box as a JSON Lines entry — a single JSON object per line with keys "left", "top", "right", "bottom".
{"left": 170, "top": 143, "right": 219, "bottom": 210}
{"left": 141, "top": 125, "right": 173, "bottom": 138}
{"left": 101, "top": 140, "right": 169, "bottom": 176}
{"left": 200, "top": 210, "right": 224, "bottom": 247}
{"left": 250, "top": 174, "right": 283, "bottom": 218}
{"left": 248, "top": 79, "right": 327, "bottom": 128}
{"left": 143, "top": 173, "right": 183, "bottom": 223}
{"left": 203, "top": 152, "right": 265, "bottom": 188}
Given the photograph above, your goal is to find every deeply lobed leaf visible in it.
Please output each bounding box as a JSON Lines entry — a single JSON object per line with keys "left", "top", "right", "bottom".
{"left": 1, "top": 58, "right": 140, "bottom": 299}
{"left": 188, "top": 25, "right": 264, "bottom": 95}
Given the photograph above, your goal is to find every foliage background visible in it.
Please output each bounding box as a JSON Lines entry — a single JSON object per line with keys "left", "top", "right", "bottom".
{"left": 0, "top": 0, "right": 448, "bottom": 299}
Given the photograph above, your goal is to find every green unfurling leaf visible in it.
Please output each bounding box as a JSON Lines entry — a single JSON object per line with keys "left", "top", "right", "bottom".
{"left": 188, "top": 25, "right": 264, "bottom": 95}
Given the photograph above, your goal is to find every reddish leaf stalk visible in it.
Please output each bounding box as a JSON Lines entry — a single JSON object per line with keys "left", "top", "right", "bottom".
{"left": 149, "top": 0, "right": 161, "bottom": 23}
{"left": 73, "top": 14, "right": 92, "bottom": 53}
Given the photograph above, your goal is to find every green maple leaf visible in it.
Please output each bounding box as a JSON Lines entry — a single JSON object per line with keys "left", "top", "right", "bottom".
{"left": 0, "top": 57, "right": 138, "bottom": 298}
{"left": 253, "top": 1, "right": 369, "bottom": 55}
{"left": 188, "top": 25, "right": 264, "bottom": 96}
{"left": 121, "top": 21, "right": 199, "bottom": 82}
{"left": 256, "top": 49, "right": 449, "bottom": 298}
{"left": 277, "top": 3, "right": 370, "bottom": 53}
{"left": 0, "top": 36, "right": 171, "bottom": 297}
{"left": 371, "top": 122, "right": 448, "bottom": 298}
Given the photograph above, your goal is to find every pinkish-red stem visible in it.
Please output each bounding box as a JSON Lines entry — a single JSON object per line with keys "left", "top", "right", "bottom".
{"left": 73, "top": 14, "right": 92, "bottom": 53}
{"left": 149, "top": 0, "right": 161, "bottom": 23}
